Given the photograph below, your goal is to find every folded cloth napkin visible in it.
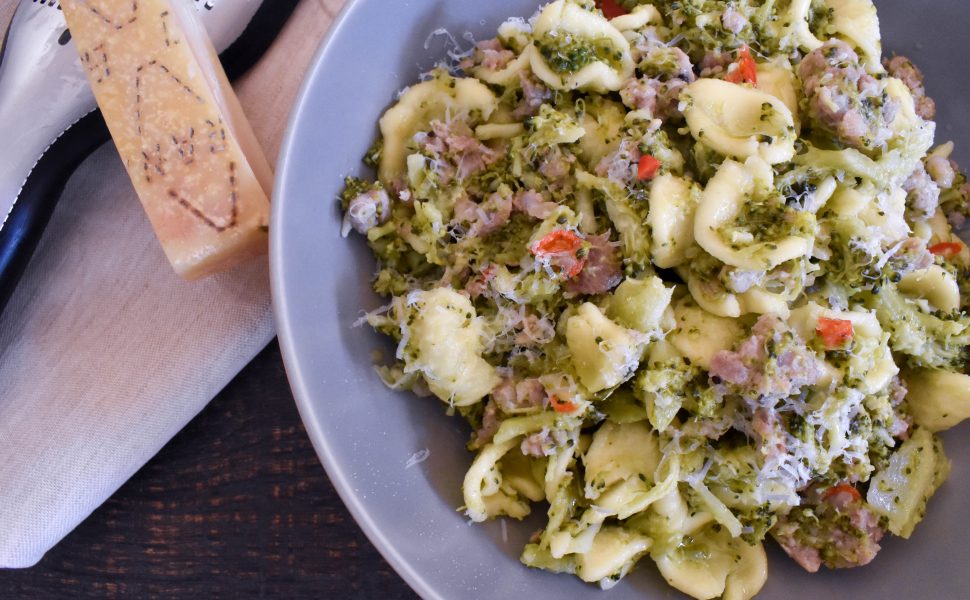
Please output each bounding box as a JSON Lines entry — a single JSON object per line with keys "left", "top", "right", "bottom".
{"left": 0, "top": 0, "right": 344, "bottom": 569}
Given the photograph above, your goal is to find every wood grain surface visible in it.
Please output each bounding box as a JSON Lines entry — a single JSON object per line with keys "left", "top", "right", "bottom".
{"left": 0, "top": 342, "right": 416, "bottom": 599}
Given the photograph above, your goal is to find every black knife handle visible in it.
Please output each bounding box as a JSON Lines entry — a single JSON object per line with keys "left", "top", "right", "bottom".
{"left": 0, "top": 0, "right": 301, "bottom": 318}
{"left": 218, "top": 0, "right": 302, "bottom": 83}
{"left": 0, "top": 111, "right": 108, "bottom": 316}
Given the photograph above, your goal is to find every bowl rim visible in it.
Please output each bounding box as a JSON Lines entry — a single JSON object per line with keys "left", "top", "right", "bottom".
{"left": 270, "top": 1, "right": 438, "bottom": 597}
{"left": 268, "top": 3, "right": 970, "bottom": 599}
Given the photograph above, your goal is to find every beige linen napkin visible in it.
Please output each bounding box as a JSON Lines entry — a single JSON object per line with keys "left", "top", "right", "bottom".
{"left": 0, "top": 0, "right": 345, "bottom": 568}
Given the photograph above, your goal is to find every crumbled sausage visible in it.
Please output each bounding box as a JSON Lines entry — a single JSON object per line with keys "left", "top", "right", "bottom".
{"left": 709, "top": 315, "right": 824, "bottom": 398}
{"left": 773, "top": 484, "right": 884, "bottom": 572}
{"left": 564, "top": 233, "right": 623, "bottom": 296}
{"left": 346, "top": 188, "right": 391, "bottom": 234}
{"left": 414, "top": 119, "right": 498, "bottom": 184}
{"left": 799, "top": 41, "right": 899, "bottom": 150}
{"left": 903, "top": 162, "right": 941, "bottom": 219}
{"left": 884, "top": 54, "right": 936, "bottom": 120}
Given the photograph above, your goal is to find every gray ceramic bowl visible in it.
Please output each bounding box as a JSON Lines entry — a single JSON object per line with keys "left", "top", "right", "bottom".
{"left": 272, "top": 2, "right": 970, "bottom": 598}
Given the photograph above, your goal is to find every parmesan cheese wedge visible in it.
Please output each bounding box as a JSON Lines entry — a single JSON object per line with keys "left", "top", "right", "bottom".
{"left": 61, "top": 0, "right": 273, "bottom": 279}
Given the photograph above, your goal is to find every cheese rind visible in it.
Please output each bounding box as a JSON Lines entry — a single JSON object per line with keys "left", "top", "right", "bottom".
{"left": 61, "top": 0, "right": 273, "bottom": 279}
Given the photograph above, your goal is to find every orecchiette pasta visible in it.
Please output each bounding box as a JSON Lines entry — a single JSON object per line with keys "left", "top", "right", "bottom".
{"left": 583, "top": 421, "right": 660, "bottom": 512}
{"left": 738, "top": 286, "right": 792, "bottom": 318}
{"left": 647, "top": 174, "right": 699, "bottom": 269}
{"left": 694, "top": 157, "right": 812, "bottom": 271}
{"left": 473, "top": 46, "right": 534, "bottom": 86}
{"left": 827, "top": 183, "right": 909, "bottom": 242}
{"left": 779, "top": 0, "right": 824, "bottom": 53}
{"left": 866, "top": 428, "right": 949, "bottom": 538}
{"left": 827, "top": 0, "right": 882, "bottom": 71}
{"left": 343, "top": 0, "right": 970, "bottom": 597}
{"left": 607, "top": 276, "right": 673, "bottom": 334}
{"left": 378, "top": 74, "right": 496, "bottom": 185}
{"left": 463, "top": 437, "right": 521, "bottom": 522}
{"left": 754, "top": 59, "right": 800, "bottom": 130}
{"left": 789, "top": 302, "right": 897, "bottom": 394}
{"left": 898, "top": 265, "right": 961, "bottom": 313}
{"left": 686, "top": 271, "right": 742, "bottom": 318}
{"left": 779, "top": 0, "right": 880, "bottom": 70}
{"left": 566, "top": 303, "right": 646, "bottom": 393}
{"left": 722, "top": 541, "right": 768, "bottom": 600}
{"left": 608, "top": 4, "right": 661, "bottom": 33}
{"left": 529, "top": 0, "right": 635, "bottom": 92}
{"left": 902, "top": 369, "right": 970, "bottom": 432}
{"left": 576, "top": 98, "right": 627, "bottom": 165}
{"left": 474, "top": 122, "right": 525, "bottom": 140}
{"left": 655, "top": 525, "right": 755, "bottom": 600}
{"left": 680, "top": 79, "right": 797, "bottom": 165}
{"left": 399, "top": 288, "right": 501, "bottom": 406}
{"left": 667, "top": 295, "right": 746, "bottom": 369}
{"left": 575, "top": 526, "right": 652, "bottom": 586}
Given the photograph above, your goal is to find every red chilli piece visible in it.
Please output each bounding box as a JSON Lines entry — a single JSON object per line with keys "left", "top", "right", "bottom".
{"left": 637, "top": 154, "right": 662, "bottom": 181}
{"left": 471, "top": 263, "right": 497, "bottom": 290}
{"left": 530, "top": 229, "right": 588, "bottom": 278}
{"left": 550, "top": 395, "right": 578, "bottom": 414}
{"left": 725, "top": 45, "right": 758, "bottom": 86}
{"left": 479, "top": 263, "right": 497, "bottom": 282}
{"left": 597, "top": 0, "right": 628, "bottom": 20}
{"left": 821, "top": 482, "right": 862, "bottom": 503}
{"left": 928, "top": 241, "right": 964, "bottom": 259}
{"left": 816, "top": 317, "right": 854, "bottom": 349}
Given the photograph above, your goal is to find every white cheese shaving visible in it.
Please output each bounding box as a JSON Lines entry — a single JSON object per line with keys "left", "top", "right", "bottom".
{"left": 405, "top": 448, "right": 432, "bottom": 469}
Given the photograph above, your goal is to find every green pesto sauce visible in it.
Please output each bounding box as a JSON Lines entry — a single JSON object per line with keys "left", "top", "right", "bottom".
{"left": 363, "top": 138, "right": 383, "bottom": 168}
{"left": 722, "top": 195, "right": 815, "bottom": 248}
{"left": 536, "top": 33, "right": 623, "bottom": 74}
{"left": 485, "top": 213, "right": 539, "bottom": 264}
{"left": 807, "top": 0, "right": 836, "bottom": 35}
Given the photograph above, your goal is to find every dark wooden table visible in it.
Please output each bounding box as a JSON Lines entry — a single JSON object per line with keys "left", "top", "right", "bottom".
{"left": 0, "top": 341, "right": 417, "bottom": 599}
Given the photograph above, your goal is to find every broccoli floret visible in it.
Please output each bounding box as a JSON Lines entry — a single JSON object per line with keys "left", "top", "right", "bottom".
{"left": 868, "top": 283, "right": 970, "bottom": 369}
{"left": 363, "top": 138, "right": 383, "bottom": 168}
{"left": 575, "top": 170, "right": 652, "bottom": 270}
{"left": 938, "top": 169, "right": 968, "bottom": 221}
{"left": 633, "top": 356, "right": 696, "bottom": 432}
{"left": 818, "top": 217, "right": 885, "bottom": 293}
{"left": 526, "top": 104, "right": 585, "bottom": 148}
{"left": 622, "top": 1, "right": 783, "bottom": 59}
